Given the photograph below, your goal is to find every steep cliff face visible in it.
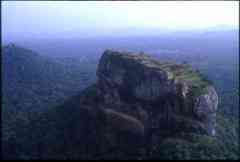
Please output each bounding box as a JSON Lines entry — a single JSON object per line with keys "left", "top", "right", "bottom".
{"left": 94, "top": 50, "right": 218, "bottom": 136}
{"left": 73, "top": 50, "right": 218, "bottom": 157}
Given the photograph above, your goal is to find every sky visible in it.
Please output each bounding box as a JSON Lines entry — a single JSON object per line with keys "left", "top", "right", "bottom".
{"left": 2, "top": 1, "right": 239, "bottom": 41}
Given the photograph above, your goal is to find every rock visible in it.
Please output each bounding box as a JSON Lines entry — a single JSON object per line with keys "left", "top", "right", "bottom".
{"left": 193, "top": 86, "right": 218, "bottom": 135}
{"left": 67, "top": 50, "right": 218, "bottom": 157}
{"left": 94, "top": 50, "right": 218, "bottom": 136}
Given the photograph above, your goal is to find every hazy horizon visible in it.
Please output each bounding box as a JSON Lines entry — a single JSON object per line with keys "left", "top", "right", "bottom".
{"left": 2, "top": 1, "right": 239, "bottom": 43}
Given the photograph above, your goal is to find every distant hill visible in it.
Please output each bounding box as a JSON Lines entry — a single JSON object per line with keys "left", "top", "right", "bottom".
{"left": 3, "top": 44, "right": 65, "bottom": 88}
{"left": 2, "top": 44, "right": 97, "bottom": 112}
{"left": 2, "top": 44, "right": 97, "bottom": 159}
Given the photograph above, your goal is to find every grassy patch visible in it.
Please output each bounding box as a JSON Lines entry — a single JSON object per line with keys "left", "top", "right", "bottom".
{"left": 167, "top": 64, "right": 211, "bottom": 96}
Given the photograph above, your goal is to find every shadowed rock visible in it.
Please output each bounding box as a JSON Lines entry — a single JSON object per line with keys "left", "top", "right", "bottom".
{"left": 52, "top": 49, "right": 218, "bottom": 159}
{"left": 94, "top": 50, "right": 218, "bottom": 136}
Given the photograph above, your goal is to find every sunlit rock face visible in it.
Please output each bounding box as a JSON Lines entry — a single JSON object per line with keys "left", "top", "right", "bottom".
{"left": 193, "top": 86, "right": 218, "bottom": 136}
{"left": 95, "top": 50, "right": 218, "bottom": 137}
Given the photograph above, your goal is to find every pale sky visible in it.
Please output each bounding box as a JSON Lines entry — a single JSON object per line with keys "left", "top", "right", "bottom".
{"left": 2, "top": 1, "right": 239, "bottom": 40}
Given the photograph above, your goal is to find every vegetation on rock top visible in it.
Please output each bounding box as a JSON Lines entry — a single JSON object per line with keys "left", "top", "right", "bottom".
{"left": 105, "top": 50, "right": 212, "bottom": 96}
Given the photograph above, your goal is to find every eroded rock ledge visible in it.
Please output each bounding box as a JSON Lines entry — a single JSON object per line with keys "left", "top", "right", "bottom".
{"left": 78, "top": 50, "right": 218, "bottom": 151}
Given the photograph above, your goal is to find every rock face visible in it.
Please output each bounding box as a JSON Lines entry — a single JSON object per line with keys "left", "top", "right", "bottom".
{"left": 77, "top": 50, "right": 218, "bottom": 156}
{"left": 95, "top": 50, "right": 218, "bottom": 135}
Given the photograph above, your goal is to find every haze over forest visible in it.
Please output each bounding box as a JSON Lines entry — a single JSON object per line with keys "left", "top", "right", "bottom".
{"left": 3, "top": 1, "right": 238, "bottom": 41}
{"left": 2, "top": 1, "right": 239, "bottom": 160}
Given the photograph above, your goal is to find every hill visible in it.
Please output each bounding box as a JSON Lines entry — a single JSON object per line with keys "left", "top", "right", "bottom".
{"left": 2, "top": 44, "right": 97, "bottom": 159}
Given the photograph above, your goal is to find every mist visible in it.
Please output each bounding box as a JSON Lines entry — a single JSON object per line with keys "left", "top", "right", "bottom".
{"left": 2, "top": 1, "right": 239, "bottom": 43}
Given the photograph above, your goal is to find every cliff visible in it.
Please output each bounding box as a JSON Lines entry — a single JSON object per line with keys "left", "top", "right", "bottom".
{"left": 88, "top": 50, "right": 218, "bottom": 134}
{"left": 62, "top": 50, "right": 218, "bottom": 158}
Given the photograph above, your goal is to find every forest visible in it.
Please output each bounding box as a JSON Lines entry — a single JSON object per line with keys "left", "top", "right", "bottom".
{"left": 2, "top": 28, "right": 239, "bottom": 159}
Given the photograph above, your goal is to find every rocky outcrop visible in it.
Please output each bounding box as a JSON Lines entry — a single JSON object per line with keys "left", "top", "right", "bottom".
{"left": 76, "top": 49, "right": 218, "bottom": 156}
{"left": 94, "top": 50, "right": 218, "bottom": 135}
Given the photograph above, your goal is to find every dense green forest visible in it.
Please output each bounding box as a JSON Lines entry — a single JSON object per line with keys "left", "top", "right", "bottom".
{"left": 2, "top": 45, "right": 97, "bottom": 159}
{"left": 2, "top": 43, "right": 239, "bottom": 160}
